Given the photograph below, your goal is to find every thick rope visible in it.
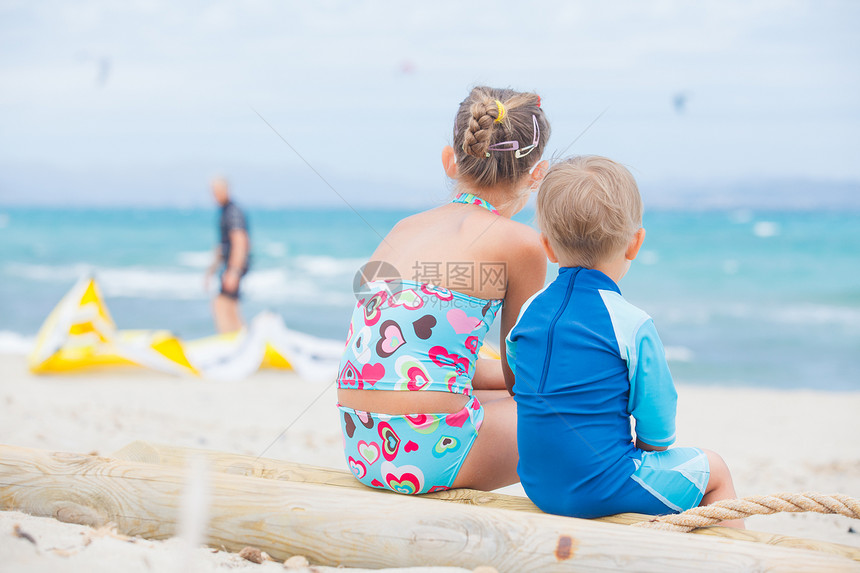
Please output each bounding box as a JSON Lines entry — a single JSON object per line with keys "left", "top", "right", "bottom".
{"left": 634, "top": 492, "right": 860, "bottom": 533}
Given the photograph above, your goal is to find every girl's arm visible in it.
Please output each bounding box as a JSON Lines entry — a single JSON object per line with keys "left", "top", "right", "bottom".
{"left": 499, "top": 230, "right": 548, "bottom": 394}
{"left": 472, "top": 358, "right": 505, "bottom": 390}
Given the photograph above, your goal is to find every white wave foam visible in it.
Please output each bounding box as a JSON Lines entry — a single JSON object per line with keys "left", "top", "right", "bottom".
{"left": 241, "top": 268, "right": 355, "bottom": 306}
{"left": 262, "top": 242, "right": 288, "bottom": 258}
{"left": 653, "top": 306, "right": 713, "bottom": 325}
{"left": 714, "top": 302, "right": 860, "bottom": 327}
{"left": 176, "top": 251, "right": 213, "bottom": 269}
{"left": 98, "top": 266, "right": 354, "bottom": 305}
{"left": 664, "top": 346, "right": 694, "bottom": 362}
{"left": 5, "top": 262, "right": 94, "bottom": 281}
{"left": 99, "top": 267, "right": 207, "bottom": 300}
{"left": 764, "top": 305, "right": 860, "bottom": 328}
{"left": 654, "top": 301, "right": 860, "bottom": 329}
{"left": 0, "top": 331, "right": 33, "bottom": 355}
{"left": 293, "top": 255, "right": 364, "bottom": 278}
{"left": 5, "top": 260, "right": 359, "bottom": 306}
{"left": 6, "top": 263, "right": 216, "bottom": 300}
{"left": 8, "top": 262, "right": 856, "bottom": 329}
{"left": 753, "top": 221, "right": 780, "bottom": 238}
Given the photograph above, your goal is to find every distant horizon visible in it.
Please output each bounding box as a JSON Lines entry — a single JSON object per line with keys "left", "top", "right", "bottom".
{"left": 2, "top": 171, "right": 859, "bottom": 210}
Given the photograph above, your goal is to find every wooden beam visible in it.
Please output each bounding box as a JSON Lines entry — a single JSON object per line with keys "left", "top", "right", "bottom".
{"left": 2, "top": 444, "right": 856, "bottom": 571}
{"left": 111, "top": 440, "right": 860, "bottom": 563}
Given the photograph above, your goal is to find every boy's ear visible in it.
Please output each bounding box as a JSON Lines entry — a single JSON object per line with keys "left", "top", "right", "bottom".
{"left": 530, "top": 160, "right": 549, "bottom": 186}
{"left": 540, "top": 234, "right": 559, "bottom": 263}
{"left": 625, "top": 228, "right": 646, "bottom": 261}
{"left": 442, "top": 146, "right": 458, "bottom": 179}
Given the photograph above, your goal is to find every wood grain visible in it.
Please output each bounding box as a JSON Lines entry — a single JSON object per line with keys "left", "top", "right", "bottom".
{"left": 1, "top": 444, "right": 854, "bottom": 571}
{"left": 111, "top": 440, "right": 860, "bottom": 563}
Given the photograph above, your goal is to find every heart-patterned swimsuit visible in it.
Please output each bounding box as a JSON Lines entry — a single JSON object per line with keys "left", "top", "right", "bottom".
{"left": 336, "top": 193, "right": 503, "bottom": 494}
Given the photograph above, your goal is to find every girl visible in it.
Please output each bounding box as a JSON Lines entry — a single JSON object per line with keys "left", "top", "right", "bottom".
{"left": 337, "top": 86, "right": 550, "bottom": 493}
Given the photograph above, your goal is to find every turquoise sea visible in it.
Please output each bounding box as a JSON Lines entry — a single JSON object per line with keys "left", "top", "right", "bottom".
{"left": 1, "top": 206, "right": 859, "bottom": 391}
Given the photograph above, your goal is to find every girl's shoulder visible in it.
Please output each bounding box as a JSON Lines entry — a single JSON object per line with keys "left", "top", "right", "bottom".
{"left": 387, "top": 205, "right": 544, "bottom": 263}
{"left": 484, "top": 217, "right": 544, "bottom": 256}
{"left": 474, "top": 219, "right": 546, "bottom": 294}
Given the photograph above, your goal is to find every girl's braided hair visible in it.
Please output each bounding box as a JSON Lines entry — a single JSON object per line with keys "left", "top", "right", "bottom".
{"left": 453, "top": 86, "right": 550, "bottom": 188}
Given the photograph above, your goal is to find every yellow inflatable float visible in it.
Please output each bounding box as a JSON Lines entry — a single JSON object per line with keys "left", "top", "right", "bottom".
{"left": 28, "top": 275, "right": 499, "bottom": 380}
{"left": 28, "top": 276, "right": 196, "bottom": 376}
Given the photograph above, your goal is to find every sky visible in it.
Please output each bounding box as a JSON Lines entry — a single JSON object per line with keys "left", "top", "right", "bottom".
{"left": 1, "top": 0, "right": 858, "bottom": 207}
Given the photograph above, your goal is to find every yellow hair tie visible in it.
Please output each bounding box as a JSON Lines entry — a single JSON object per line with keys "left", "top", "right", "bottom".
{"left": 494, "top": 100, "right": 507, "bottom": 124}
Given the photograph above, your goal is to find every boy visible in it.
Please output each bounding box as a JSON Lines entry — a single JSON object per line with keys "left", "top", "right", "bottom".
{"left": 506, "top": 156, "right": 741, "bottom": 524}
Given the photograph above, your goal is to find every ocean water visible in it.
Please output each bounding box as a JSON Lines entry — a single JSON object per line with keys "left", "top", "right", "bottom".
{"left": 1, "top": 206, "right": 858, "bottom": 391}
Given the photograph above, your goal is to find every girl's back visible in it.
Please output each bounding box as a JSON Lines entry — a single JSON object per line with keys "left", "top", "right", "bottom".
{"left": 336, "top": 86, "right": 552, "bottom": 493}
{"left": 372, "top": 200, "right": 539, "bottom": 301}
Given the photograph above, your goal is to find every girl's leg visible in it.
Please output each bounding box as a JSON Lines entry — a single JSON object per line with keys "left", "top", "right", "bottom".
{"left": 451, "top": 395, "right": 518, "bottom": 491}
{"left": 700, "top": 449, "right": 745, "bottom": 529}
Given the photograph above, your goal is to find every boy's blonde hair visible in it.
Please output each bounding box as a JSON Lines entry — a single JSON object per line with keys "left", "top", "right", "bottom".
{"left": 536, "top": 156, "right": 643, "bottom": 268}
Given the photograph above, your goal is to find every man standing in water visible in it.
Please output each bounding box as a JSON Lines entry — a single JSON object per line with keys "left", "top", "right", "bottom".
{"left": 205, "top": 177, "right": 251, "bottom": 333}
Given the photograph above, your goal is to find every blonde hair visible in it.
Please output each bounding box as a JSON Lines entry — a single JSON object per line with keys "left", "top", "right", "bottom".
{"left": 536, "top": 156, "right": 642, "bottom": 268}
{"left": 452, "top": 86, "right": 550, "bottom": 189}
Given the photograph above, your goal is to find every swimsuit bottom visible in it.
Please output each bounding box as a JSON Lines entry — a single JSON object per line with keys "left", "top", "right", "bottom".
{"left": 338, "top": 395, "right": 484, "bottom": 495}
{"left": 523, "top": 446, "right": 710, "bottom": 518}
{"left": 219, "top": 266, "right": 249, "bottom": 300}
{"left": 629, "top": 447, "right": 710, "bottom": 514}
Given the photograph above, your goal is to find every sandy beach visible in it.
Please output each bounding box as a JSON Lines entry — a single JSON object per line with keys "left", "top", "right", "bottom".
{"left": 1, "top": 353, "right": 859, "bottom": 571}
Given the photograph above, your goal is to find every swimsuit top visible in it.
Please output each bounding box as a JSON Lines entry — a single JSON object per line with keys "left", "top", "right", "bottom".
{"left": 337, "top": 193, "right": 504, "bottom": 395}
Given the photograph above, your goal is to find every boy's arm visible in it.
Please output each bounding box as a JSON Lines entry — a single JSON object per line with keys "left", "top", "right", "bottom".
{"left": 628, "top": 319, "right": 678, "bottom": 450}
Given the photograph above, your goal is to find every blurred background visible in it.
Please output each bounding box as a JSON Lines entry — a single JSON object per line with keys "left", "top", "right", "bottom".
{"left": 1, "top": 0, "right": 858, "bottom": 389}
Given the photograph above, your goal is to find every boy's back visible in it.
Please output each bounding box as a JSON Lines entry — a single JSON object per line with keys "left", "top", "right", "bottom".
{"left": 509, "top": 266, "right": 706, "bottom": 518}
{"left": 508, "top": 154, "right": 739, "bottom": 524}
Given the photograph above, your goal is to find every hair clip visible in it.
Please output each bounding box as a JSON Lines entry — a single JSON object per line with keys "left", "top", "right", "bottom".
{"left": 536, "top": 96, "right": 541, "bottom": 108}
{"left": 485, "top": 115, "right": 540, "bottom": 158}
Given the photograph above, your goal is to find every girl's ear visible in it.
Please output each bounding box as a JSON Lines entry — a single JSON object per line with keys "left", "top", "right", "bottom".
{"left": 625, "top": 228, "right": 646, "bottom": 261}
{"left": 442, "top": 146, "right": 458, "bottom": 179}
{"left": 540, "top": 233, "right": 559, "bottom": 263}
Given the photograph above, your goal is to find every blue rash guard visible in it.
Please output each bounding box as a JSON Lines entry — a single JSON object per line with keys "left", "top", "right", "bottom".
{"left": 507, "top": 267, "right": 709, "bottom": 518}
